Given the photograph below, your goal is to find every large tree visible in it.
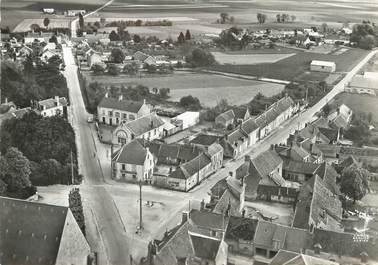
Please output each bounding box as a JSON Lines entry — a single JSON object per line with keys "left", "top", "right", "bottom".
{"left": 110, "top": 48, "right": 125, "bottom": 63}
{"left": 0, "top": 147, "right": 31, "bottom": 192}
{"left": 220, "top": 13, "right": 229, "bottom": 24}
{"left": 123, "top": 62, "right": 139, "bottom": 75}
{"left": 341, "top": 165, "right": 370, "bottom": 203}
{"left": 185, "top": 48, "right": 216, "bottom": 67}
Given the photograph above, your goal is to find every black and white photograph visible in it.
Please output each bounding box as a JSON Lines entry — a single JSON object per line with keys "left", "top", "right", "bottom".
{"left": 1, "top": 0, "right": 378, "bottom": 264}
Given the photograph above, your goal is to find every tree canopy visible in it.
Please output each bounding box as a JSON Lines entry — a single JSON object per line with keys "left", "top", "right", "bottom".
{"left": 340, "top": 165, "right": 370, "bottom": 202}
{"left": 186, "top": 48, "right": 216, "bottom": 67}
{"left": 110, "top": 48, "right": 125, "bottom": 63}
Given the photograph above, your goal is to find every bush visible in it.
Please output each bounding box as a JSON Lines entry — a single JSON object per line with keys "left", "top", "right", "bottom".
{"left": 107, "top": 64, "right": 120, "bottom": 76}
{"left": 186, "top": 48, "right": 216, "bottom": 67}
{"left": 179, "top": 95, "right": 201, "bottom": 110}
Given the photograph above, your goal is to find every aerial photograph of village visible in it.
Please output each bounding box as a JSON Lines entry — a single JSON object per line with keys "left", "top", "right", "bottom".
{"left": 0, "top": 0, "right": 378, "bottom": 264}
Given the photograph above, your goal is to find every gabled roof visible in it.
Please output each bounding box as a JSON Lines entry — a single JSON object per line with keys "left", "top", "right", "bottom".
{"left": 190, "top": 233, "right": 221, "bottom": 260}
{"left": 225, "top": 216, "right": 258, "bottom": 241}
{"left": 133, "top": 51, "right": 149, "bottom": 61}
{"left": 190, "top": 134, "right": 220, "bottom": 146}
{"left": 98, "top": 97, "right": 145, "bottom": 113}
{"left": 124, "top": 113, "right": 165, "bottom": 136}
{"left": 254, "top": 220, "right": 311, "bottom": 253}
{"left": 269, "top": 250, "right": 298, "bottom": 265}
{"left": 293, "top": 175, "right": 342, "bottom": 231}
{"left": 241, "top": 117, "right": 259, "bottom": 135}
{"left": 148, "top": 142, "right": 201, "bottom": 164}
{"left": 318, "top": 127, "right": 338, "bottom": 142}
{"left": 283, "top": 254, "right": 339, "bottom": 265}
{"left": 112, "top": 139, "right": 148, "bottom": 165}
{"left": 207, "top": 143, "right": 223, "bottom": 157}
{"left": 251, "top": 150, "right": 283, "bottom": 182}
{"left": 227, "top": 128, "right": 247, "bottom": 145}
{"left": 232, "top": 106, "right": 249, "bottom": 121}
{"left": 189, "top": 209, "right": 227, "bottom": 231}
{"left": 170, "top": 153, "right": 211, "bottom": 180}
{"left": 215, "top": 109, "right": 235, "bottom": 123}
{"left": 283, "top": 159, "right": 320, "bottom": 175}
{"left": 0, "top": 196, "right": 86, "bottom": 265}
{"left": 38, "top": 97, "right": 67, "bottom": 109}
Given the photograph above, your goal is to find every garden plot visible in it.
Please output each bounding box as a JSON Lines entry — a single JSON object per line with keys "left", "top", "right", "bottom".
{"left": 212, "top": 52, "right": 295, "bottom": 65}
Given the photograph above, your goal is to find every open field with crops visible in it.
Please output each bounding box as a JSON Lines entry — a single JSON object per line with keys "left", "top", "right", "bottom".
{"left": 82, "top": 71, "right": 284, "bottom": 107}
{"left": 209, "top": 48, "right": 369, "bottom": 81}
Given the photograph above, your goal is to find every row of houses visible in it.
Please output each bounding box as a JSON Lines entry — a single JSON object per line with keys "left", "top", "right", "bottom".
{"left": 111, "top": 137, "right": 223, "bottom": 191}
{"left": 216, "top": 96, "right": 299, "bottom": 159}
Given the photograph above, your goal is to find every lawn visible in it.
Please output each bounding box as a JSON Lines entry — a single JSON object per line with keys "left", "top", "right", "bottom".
{"left": 209, "top": 48, "right": 369, "bottom": 81}
{"left": 332, "top": 93, "right": 378, "bottom": 124}
{"left": 211, "top": 52, "right": 296, "bottom": 65}
{"left": 82, "top": 71, "right": 284, "bottom": 107}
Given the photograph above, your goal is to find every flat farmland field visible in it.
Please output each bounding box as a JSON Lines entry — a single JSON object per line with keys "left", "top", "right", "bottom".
{"left": 212, "top": 52, "right": 296, "bottom": 65}
{"left": 13, "top": 18, "right": 71, "bottom": 32}
{"left": 209, "top": 48, "right": 369, "bottom": 81}
{"left": 1, "top": 0, "right": 107, "bottom": 30}
{"left": 83, "top": 71, "right": 284, "bottom": 107}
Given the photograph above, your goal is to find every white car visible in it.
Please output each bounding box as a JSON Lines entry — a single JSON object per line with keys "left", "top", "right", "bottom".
{"left": 87, "top": 115, "right": 94, "bottom": 123}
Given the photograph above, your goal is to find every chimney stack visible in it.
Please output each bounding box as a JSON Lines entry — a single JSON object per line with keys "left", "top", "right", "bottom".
{"left": 55, "top": 96, "right": 60, "bottom": 106}
{"left": 181, "top": 211, "right": 189, "bottom": 224}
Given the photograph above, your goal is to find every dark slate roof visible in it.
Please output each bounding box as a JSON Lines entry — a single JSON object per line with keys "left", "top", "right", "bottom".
{"left": 314, "top": 163, "right": 340, "bottom": 195}
{"left": 0, "top": 197, "right": 68, "bottom": 265}
{"left": 190, "top": 234, "right": 221, "bottom": 260}
{"left": 225, "top": 216, "right": 258, "bottom": 241}
{"left": 241, "top": 117, "right": 259, "bottom": 134}
{"left": 189, "top": 209, "right": 227, "bottom": 231}
{"left": 112, "top": 139, "right": 148, "bottom": 165}
{"left": 190, "top": 134, "right": 220, "bottom": 146}
{"left": 216, "top": 110, "right": 235, "bottom": 123}
{"left": 98, "top": 97, "right": 144, "bottom": 113}
{"left": 212, "top": 189, "right": 241, "bottom": 217}
{"left": 210, "top": 178, "right": 229, "bottom": 199}
{"left": 125, "top": 113, "right": 164, "bottom": 136}
{"left": 318, "top": 127, "right": 338, "bottom": 142}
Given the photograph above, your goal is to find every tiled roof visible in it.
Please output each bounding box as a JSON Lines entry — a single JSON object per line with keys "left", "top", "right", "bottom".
{"left": 98, "top": 97, "right": 145, "bottom": 113}
{"left": 232, "top": 106, "right": 249, "bottom": 120}
{"left": 216, "top": 110, "right": 235, "bottom": 123}
{"left": 318, "top": 127, "right": 338, "bottom": 142}
{"left": 207, "top": 143, "right": 223, "bottom": 157}
{"left": 125, "top": 113, "right": 164, "bottom": 136}
{"left": 148, "top": 142, "right": 201, "bottom": 164}
{"left": 314, "top": 163, "right": 340, "bottom": 195}
{"left": 112, "top": 139, "right": 148, "bottom": 165}
{"left": 133, "top": 51, "right": 149, "bottom": 61}
{"left": 285, "top": 254, "right": 339, "bottom": 265}
{"left": 241, "top": 117, "right": 259, "bottom": 134}
{"left": 227, "top": 128, "right": 247, "bottom": 145}
{"left": 170, "top": 153, "right": 211, "bottom": 180}
{"left": 252, "top": 150, "right": 283, "bottom": 181}
{"left": 190, "top": 134, "right": 220, "bottom": 146}
{"left": 0, "top": 197, "right": 68, "bottom": 265}
{"left": 254, "top": 220, "right": 311, "bottom": 253}
{"left": 293, "top": 175, "right": 342, "bottom": 231}
{"left": 283, "top": 159, "right": 320, "bottom": 175}
{"left": 189, "top": 209, "right": 227, "bottom": 231}
{"left": 269, "top": 250, "right": 298, "bottom": 265}
{"left": 38, "top": 97, "right": 67, "bottom": 109}
{"left": 225, "top": 216, "right": 258, "bottom": 241}
{"left": 330, "top": 114, "right": 349, "bottom": 129}
{"left": 190, "top": 233, "right": 221, "bottom": 259}
{"left": 212, "top": 189, "right": 240, "bottom": 217}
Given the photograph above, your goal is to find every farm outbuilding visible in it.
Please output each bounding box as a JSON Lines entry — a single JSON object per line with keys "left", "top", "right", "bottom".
{"left": 310, "top": 60, "right": 336, "bottom": 73}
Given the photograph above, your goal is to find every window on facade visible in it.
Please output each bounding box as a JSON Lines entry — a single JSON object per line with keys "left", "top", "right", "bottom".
{"left": 102, "top": 117, "right": 106, "bottom": 123}
{"left": 115, "top": 112, "right": 120, "bottom": 118}
{"left": 116, "top": 118, "right": 119, "bottom": 124}
{"left": 122, "top": 173, "right": 125, "bottom": 178}
{"left": 108, "top": 111, "right": 113, "bottom": 116}
{"left": 122, "top": 164, "right": 125, "bottom": 170}
{"left": 154, "top": 129, "right": 157, "bottom": 135}
{"left": 123, "top": 113, "right": 127, "bottom": 119}
{"left": 102, "top": 110, "right": 105, "bottom": 115}
{"left": 129, "top": 114, "right": 135, "bottom": 120}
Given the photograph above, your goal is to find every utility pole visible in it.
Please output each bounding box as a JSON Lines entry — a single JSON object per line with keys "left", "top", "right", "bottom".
{"left": 110, "top": 144, "right": 113, "bottom": 179}
{"left": 139, "top": 180, "right": 143, "bottom": 230}
{"left": 70, "top": 150, "right": 74, "bottom": 185}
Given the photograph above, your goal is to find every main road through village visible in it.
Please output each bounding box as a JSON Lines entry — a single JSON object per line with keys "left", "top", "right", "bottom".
{"left": 63, "top": 12, "right": 377, "bottom": 264}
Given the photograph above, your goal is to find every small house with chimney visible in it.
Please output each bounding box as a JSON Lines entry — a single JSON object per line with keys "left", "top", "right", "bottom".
{"left": 36, "top": 96, "right": 67, "bottom": 117}
{"left": 111, "top": 139, "right": 155, "bottom": 183}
